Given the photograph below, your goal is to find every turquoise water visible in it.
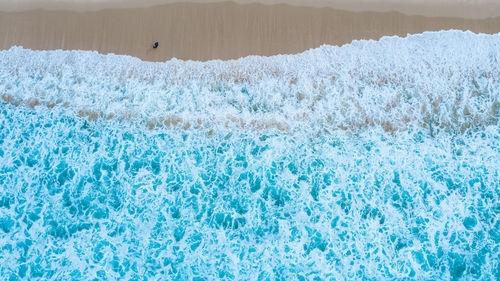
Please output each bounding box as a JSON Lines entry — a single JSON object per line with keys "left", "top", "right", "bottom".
{"left": 0, "top": 31, "right": 499, "bottom": 280}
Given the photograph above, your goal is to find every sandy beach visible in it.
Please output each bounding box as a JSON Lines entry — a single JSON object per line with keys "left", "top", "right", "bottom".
{"left": 1, "top": 1, "right": 500, "bottom": 61}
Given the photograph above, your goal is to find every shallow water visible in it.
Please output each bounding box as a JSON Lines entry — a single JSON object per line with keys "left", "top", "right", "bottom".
{"left": 0, "top": 31, "right": 499, "bottom": 280}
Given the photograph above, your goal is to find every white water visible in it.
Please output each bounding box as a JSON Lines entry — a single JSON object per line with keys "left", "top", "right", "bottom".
{"left": 0, "top": 30, "right": 499, "bottom": 280}
{"left": 1, "top": 30, "right": 499, "bottom": 136}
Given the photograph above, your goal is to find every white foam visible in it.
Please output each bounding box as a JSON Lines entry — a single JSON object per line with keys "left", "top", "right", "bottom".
{"left": 0, "top": 30, "right": 499, "bottom": 135}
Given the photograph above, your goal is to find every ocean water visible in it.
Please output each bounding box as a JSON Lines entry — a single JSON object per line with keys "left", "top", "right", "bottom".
{"left": 0, "top": 30, "right": 499, "bottom": 280}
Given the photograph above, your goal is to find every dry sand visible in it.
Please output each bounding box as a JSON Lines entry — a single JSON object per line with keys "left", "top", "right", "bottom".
{"left": 2, "top": 0, "right": 500, "bottom": 19}
{"left": 1, "top": 1, "right": 500, "bottom": 61}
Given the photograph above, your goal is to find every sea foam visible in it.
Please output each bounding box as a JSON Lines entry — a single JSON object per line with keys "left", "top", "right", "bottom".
{"left": 1, "top": 30, "right": 499, "bottom": 135}
{"left": 0, "top": 30, "right": 499, "bottom": 280}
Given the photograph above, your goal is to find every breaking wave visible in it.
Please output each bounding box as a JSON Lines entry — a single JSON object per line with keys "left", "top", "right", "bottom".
{"left": 0, "top": 30, "right": 499, "bottom": 280}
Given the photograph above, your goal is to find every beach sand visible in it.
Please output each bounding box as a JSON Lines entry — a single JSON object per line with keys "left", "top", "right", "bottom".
{"left": 1, "top": 1, "right": 500, "bottom": 61}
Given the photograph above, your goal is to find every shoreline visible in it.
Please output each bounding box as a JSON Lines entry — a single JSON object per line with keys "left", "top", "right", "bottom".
{"left": 1, "top": 2, "right": 500, "bottom": 61}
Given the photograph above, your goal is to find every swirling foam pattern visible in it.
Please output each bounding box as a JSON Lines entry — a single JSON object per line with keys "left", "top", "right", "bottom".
{"left": 0, "top": 31, "right": 499, "bottom": 280}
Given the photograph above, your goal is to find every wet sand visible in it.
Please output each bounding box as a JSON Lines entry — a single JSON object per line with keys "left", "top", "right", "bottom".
{"left": 1, "top": 1, "right": 500, "bottom": 61}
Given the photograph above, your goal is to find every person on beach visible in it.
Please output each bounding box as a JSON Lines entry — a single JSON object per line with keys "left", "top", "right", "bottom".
{"left": 153, "top": 42, "right": 159, "bottom": 49}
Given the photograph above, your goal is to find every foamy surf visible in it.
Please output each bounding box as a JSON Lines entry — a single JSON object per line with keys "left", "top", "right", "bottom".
{"left": 1, "top": 30, "right": 499, "bottom": 135}
{"left": 0, "top": 30, "right": 499, "bottom": 280}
